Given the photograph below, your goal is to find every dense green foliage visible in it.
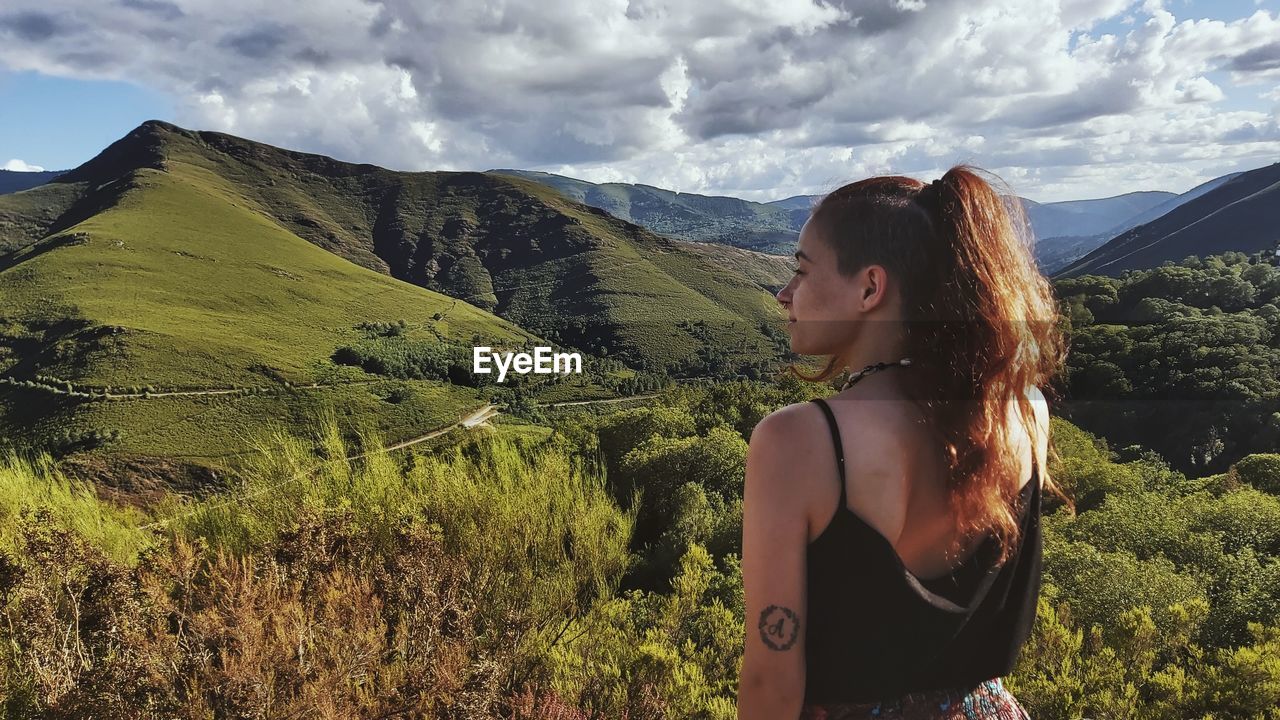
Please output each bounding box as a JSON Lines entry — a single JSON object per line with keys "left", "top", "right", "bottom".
{"left": 332, "top": 336, "right": 480, "bottom": 385}
{"left": 2, "top": 373, "right": 1280, "bottom": 717}
{"left": 576, "top": 379, "right": 1280, "bottom": 718}
{"left": 1057, "top": 251, "right": 1280, "bottom": 475}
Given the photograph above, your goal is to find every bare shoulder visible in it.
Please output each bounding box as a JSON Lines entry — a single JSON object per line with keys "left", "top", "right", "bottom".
{"left": 749, "top": 401, "right": 827, "bottom": 475}
{"left": 747, "top": 402, "right": 833, "bottom": 487}
{"left": 750, "top": 398, "right": 913, "bottom": 539}
{"left": 749, "top": 399, "right": 833, "bottom": 446}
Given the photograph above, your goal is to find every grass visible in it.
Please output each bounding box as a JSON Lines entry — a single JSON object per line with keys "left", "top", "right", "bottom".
{"left": 0, "top": 380, "right": 480, "bottom": 467}
{"left": 0, "top": 450, "right": 152, "bottom": 564}
{"left": 0, "top": 154, "right": 537, "bottom": 464}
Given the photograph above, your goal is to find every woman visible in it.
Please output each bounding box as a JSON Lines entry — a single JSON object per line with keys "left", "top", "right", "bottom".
{"left": 736, "top": 166, "right": 1073, "bottom": 719}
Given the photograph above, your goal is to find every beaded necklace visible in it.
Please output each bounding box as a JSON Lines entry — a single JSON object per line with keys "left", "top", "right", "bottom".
{"left": 838, "top": 357, "right": 914, "bottom": 392}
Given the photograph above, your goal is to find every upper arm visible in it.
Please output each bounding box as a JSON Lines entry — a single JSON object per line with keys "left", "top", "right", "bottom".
{"left": 740, "top": 408, "right": 810, "bottom": 699}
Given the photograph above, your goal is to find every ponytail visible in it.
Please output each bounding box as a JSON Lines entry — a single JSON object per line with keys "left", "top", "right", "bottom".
{"left": 786, "top": 165, "right": 1072, "bottom": 566}
{"left": 908, "top": 166, "right": 1071, "bottom": 565}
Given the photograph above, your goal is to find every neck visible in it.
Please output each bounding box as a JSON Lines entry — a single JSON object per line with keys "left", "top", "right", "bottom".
{"left": 837, "top": 343, "right": 910, "bottom": 381}
{"left": 836, "top": 363, "right": 912, "bottom": 400}
{"left": 838, "top": 315, "right": 908, "bottom": 371}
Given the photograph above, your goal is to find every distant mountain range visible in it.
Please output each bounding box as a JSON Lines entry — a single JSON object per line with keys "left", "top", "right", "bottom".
{"left": 0, "top": 169, "right": 67, "bottom": 194}
{"left": 1031, "top": 174, "right": 1245, "bottom": 274}
{"left": 1023, "top": 191, "right": 1177, "bottom": 239}
{"left": 1052, "top": 162, "right": 1280, "bottom": 279}
{"left": 0, "top": 120, "right": 791, "bottom": 465}
{"left": 489, "top": 169, "right": 807, "bottom": 255}
{"left": 489, "top": 168, "right": 1259, "bottom": 274}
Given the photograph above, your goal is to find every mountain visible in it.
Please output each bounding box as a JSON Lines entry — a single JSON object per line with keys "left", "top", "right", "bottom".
{"left": 1023, "top": 191, "right": 1176, "bottom": 240}
{"left": 0, "top": 169, "right": 66, "bottom": 195}
{"left": 0, "top": 122, "right": 545, "bottom": 467}
{"left": 1051, "top": 162, "right": 1280, "bottom": 279}
{"left": 495, "top": 171, "right": 1220, "bottom": 273}
{"left": 0, "top": 121, "right": 789, "bottom": 466}
{"left": 1032, "top": 174, "right": 1247, "bottom": 274}
{"left": 1104, "top": 172, "right": 1242, "bottom": 233}
{"left": 489, "top": 169, "right": 807, "bottom": 254}
{"left": 764, "top": 195, "right": 817, "bottom": 211}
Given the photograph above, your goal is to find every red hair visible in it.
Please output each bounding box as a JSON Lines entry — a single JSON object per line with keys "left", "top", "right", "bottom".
{"left": 787, "top": 165, "right": 1073, "bottom": 566}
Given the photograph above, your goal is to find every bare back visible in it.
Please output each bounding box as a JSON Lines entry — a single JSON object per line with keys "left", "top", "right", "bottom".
{"left": 804, "top": 384, "right": 1049, "bottom": 581}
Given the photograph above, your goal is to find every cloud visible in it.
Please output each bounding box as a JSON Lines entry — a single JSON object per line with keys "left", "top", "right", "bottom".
{"left": 0, "top": 0, "right": 1277, "bottom": 202}
{"left": 1230, "top": 40, "right": 1280, "bottom": 75}
{"left": 219, "top": 23, "right": 290, "bottom": 60}
{"left": 2, "top": 159, "right": 46, "bottom": 171}
{"left": 0, "top": 11, "right": 61, "bottom": 41}
{"left": 118, "top": 0, "right": 183, "bottom": 21}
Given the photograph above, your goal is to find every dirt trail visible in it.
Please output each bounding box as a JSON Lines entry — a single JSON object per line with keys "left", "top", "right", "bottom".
{"left": 5, "top": 376, "right": 379, "bottom": 399}
{"left": 374, "top": 404, "right": 501, "bottom": 454}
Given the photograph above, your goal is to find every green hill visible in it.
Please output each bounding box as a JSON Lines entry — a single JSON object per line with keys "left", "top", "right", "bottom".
{"left": 76, "top": 121, "right": 787, "bottom": 376}
{"left": 0, "top": 121, "right": 791, "bottom": 471}
{"left": 0, "top": 127, "right": 542, "bottom": 469}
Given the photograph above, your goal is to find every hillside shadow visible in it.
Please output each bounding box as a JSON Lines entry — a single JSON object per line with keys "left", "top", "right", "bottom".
{"left": 0, "top": 317, "right": 95, "bottom": 381}
{"left": 0, "top": 233, "right": 84, "bottom": 274}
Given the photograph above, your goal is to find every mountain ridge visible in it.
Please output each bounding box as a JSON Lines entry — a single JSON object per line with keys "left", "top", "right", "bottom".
{"left": 0, "top": 169, "right": 68, "bottom": 194}
{"left": 1052, "top": 162, "right": 1280, "bottom": 279}
{"left": 0, "top": 126, "right": 541, "bottom": 464}
{"left": 491, "top": 167, "right": 1259, "bottom": 275}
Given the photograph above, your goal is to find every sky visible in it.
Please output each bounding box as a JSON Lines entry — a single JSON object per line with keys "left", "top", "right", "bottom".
{"left": 1, "top": 0, "right": 1278, "bottom": 203}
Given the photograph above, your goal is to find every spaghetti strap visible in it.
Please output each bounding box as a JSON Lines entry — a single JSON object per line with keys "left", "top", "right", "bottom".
{"left": 810, "top": 398, "right": 847, "bottom": 506}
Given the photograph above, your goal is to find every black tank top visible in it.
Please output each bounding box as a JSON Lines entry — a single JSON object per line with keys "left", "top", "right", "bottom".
{"left": 803, "top": 397, "right": 1042, "bottom": 704}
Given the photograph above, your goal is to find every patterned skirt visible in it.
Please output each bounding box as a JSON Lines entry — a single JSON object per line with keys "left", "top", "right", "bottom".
{"left": 799, "top": 677, "right": 1030, "bottom": 720}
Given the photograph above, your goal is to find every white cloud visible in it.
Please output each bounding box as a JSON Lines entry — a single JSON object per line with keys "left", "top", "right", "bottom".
{"left": 2, "top": 158, "right": 45, "bottom": 171}
{"left": 0, "top": 0, "right": 1276, "bottom": 201}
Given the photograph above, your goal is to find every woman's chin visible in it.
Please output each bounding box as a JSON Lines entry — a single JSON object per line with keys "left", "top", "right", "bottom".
{"left": 787, "top": 323, "right": 825, "bottom": 356}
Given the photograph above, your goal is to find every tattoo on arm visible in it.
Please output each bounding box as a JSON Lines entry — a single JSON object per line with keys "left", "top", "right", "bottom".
{"left": 758, "top": 605, "right": 800, "bottom": 650}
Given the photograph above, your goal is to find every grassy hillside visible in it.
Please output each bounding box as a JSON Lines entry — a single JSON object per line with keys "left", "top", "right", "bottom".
{"left": 0, "top": 120, "right": 793, "bottom": 470}
{"left": 0, "top": 143, "right": 540, "bottom": 468}
{"left": 669, "top": 238, "right": 793, "bottom": 293}
{"left": 80, "top": 122, "right": 788, "bottom": 377}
